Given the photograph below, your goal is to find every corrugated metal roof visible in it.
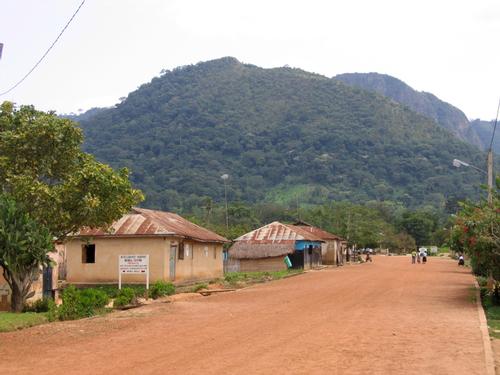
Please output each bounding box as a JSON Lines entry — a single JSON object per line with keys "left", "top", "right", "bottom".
{"left": 234, "top": 221, "right": 324, "bottom": 244}
{"left": 292, "top": 225, "right": 345, "bottom": 241}
{"left": 75, "top": 207, "right": 229, "bottom": 243}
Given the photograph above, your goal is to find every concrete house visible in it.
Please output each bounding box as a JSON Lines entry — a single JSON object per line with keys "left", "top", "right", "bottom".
{"left": 228, "top": 221, "right": 324, "bottom": 272}
{"left": 63, "top": 208, "right": 228, "bottom": 285}
{"left": 293, "top": 221, "right": 347, "bottom": 266}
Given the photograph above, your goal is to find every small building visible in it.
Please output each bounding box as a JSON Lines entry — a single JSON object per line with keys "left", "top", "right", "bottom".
{"left": 293, "top": 221, "right": 347, "bottom": 266}
{"left": 228, "top": 221, "right": 324, "bottom": 272}
{"left": 63, "top": 208, "right": 228, "bottom": 285}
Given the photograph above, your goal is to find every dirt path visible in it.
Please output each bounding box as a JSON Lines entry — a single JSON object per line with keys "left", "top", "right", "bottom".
{"left": 0, "top": 256, "right": 488, "bottom": 374}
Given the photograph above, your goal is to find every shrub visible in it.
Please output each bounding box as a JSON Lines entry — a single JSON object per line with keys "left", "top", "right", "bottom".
{"left": 114, "top": 287, "right": 137, "bottom": 308}
{"left": 150, "top": 281, "right": 175, "bottom": 299}
{"left": 46, "top": 299, "right": 59, "bottom": 322}
{"left": 58, "top": 286, "right": 109, "bottom": 321}
{"left": 23, "top": 298, "right": 51, "bottom": 313}
{"left": 92, "top": 285, "right": 147, "bottom": 299}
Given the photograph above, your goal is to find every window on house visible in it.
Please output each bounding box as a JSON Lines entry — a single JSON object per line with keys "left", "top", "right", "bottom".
{"left": 82, "top": 244, "right": 95, "bottom": 263}
{"left": 178, "top": 242, "right": 185, "bottom": 260}
{"left": 185, "top": 243, "right": 191, "bottom": 257}
{"left": 204, "top": 246, "right": 208, "bottom": 257}
{"left": 213, "top": 245, "right": 217, "bottom": 259}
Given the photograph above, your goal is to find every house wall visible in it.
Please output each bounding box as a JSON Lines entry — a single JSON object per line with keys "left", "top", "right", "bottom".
{"left": 0, "top": 274, "right": 10, "bottom": 311}
{"left": 65, "top": 237, "right": 223, "bottom": 284}
{"left": 174, "top": 241, "right": 224, "bottom": 281}
{"left": 322, "top": 240, "right": 340, "bottom": 265}
{"left": 239, "top": 256, "right": 287, "bottom": 272}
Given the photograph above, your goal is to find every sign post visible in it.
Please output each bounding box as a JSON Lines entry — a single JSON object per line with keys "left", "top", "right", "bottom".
{"left": 118, "top": 255, "right": 149, "bottom": 290}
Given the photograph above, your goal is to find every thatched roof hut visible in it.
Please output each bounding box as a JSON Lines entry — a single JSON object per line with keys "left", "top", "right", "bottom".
{"left": 228, "top": 222, "right": 324, "bottom": 272}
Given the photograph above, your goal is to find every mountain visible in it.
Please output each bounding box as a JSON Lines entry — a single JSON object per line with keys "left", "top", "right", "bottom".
{"left": 470, "top": 119, "right": 500, "bottom": 154}
{"left": 334, "top": 73, "right": 485, "bottom": 149}
{"left": 74, "top": 57, "right": 488, "bottom": 212}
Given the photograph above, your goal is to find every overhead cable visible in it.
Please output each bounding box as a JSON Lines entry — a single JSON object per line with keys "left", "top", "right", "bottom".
{"left": 0, "top": 0, "right": 86, "bottom": 97}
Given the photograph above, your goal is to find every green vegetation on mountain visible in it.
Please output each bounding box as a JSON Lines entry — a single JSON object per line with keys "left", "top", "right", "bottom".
{"left": 335, "top": 73, "right": 478, "bottom": 146}
{"left": 75, "top": 57, "right": 488, "bottom": 211}
{"left": 470, "top": 119, "right": 500, "bottom": 154}
{"left": 335, "top": 72, "right": 500, "bottom": 153}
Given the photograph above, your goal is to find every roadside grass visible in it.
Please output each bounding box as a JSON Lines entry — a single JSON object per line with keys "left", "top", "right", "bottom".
{"left": 224, "top": 269, "right": 303, "bottom": 287}
{"left": 0, "top": 312, "right": 48, "bottom": 332}
{"left": 477, "top": 277, "right": 500, "bottom": 339}
{"left": 483, "top": 297, "right": 500, "bottom": 339}
{"left": 75, "top": 284, "right": 148, "bottom": 299}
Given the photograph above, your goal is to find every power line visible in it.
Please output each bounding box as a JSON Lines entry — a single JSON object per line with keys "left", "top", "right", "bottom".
{"left": 0, "top": 0, "right": 86, "bottom": 97}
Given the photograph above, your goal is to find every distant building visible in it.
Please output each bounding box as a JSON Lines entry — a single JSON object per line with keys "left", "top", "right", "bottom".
{"left": 63, "top": 208, "right": 228, "bottom": 285}
{"left": 293, "top": 220, "right": 347, "bottom": 266}
{"left": 228, "top": 221, "right": 324, "bottom": 272}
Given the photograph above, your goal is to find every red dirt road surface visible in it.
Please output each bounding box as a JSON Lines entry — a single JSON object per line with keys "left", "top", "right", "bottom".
{"left": 0, "top": 256, "right": 488, "bottom": 374}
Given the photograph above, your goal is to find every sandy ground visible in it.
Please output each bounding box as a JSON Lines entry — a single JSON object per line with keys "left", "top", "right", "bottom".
{"left": 493, "top": 340, "right": 500, "bottom": 375}
{"left": 0, "top": 256, "right": 488, "bottom": 374}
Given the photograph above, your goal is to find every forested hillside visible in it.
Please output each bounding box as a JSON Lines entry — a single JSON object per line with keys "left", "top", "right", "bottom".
{"left": 470, "top": 119, "right": 500, "bottom": 154}
{"left": 335, "top": 72, "right": 484, "bottom": 148}
{"left": 335, "top": 72, "right": 500, "bottom": 153}
{"left": 75, "top": 57, "right": 487, "bottom": 211}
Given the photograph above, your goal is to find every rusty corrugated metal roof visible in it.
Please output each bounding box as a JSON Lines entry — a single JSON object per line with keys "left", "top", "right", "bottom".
{"left": 292, "top": 225, "right": 345, "bottom": 241}
{"left": 75, "top": 207, "right": 228, "bottom": 243}
{"left": 234, "top": 221, "right": 324, "bottom": 244}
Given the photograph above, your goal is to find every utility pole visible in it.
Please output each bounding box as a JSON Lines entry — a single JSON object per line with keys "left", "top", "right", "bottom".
{"left": 221, "top": 174, "right": 229, "bottom": 230}
{"left": 296, "top": 194, "right": 300, "bottom": 220}
{"left": 487, "top": 149, "right": 493, "bottom": 207}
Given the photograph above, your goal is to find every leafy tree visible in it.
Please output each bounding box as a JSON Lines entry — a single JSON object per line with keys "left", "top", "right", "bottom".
{"left": 0, "top": 102, "right": 144, "bottom": 239}
{"left": 450, "top": 177, "right": 500, "bottom": 280}
{"left": 398, "top": 210, "right": 438, "bottom": 248}
{"left": 0, "top": 102, "right": 143, "bottom": 311}
{"left": 0, "top": 194, "right": 54, "bottom": 312}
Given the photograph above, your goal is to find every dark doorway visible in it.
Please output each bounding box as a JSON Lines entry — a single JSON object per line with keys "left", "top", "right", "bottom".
{"left": 42, "top": 266, "right": 54, "bottom": 299}
{"left": 288, "top": 251, "right": 304, "bottom": 269}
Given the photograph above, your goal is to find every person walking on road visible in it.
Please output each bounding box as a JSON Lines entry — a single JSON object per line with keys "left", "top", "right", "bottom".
{"left": 458, "top": 253, "right": 465, "bottom": 266}
{"left": 420, "top": 248, "right": 427, "bottom": 264}
{"left": 416, "top": 250, "right": 421, "bottom": 264}
{"left": 411, "top": 250, "right": 416, "bottom": 264}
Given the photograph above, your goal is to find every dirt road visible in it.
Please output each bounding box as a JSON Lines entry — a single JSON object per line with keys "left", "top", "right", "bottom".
{"left": 0, "top": 256, "right": 488, "bottom": 374}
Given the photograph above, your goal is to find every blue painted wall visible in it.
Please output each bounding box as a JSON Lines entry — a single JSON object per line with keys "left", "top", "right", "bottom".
{"left": 294, "top": 241, "right": 322, "bottom": 251}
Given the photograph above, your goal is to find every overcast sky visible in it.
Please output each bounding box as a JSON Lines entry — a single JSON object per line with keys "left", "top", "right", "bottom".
{"left": 1, "top": 0, "right": 499, "bottom": 119}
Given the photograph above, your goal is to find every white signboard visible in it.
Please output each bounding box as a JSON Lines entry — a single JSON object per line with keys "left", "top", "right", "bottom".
{"left": 118, "top": 255, "right": 149, "bottom": 289}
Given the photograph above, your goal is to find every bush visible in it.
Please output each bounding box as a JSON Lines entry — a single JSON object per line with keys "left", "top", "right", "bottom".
{"left": 23, "top": 298, "right": 51, "bottom": 313}
{"left": 46, "top": 299, "right": 58, "bottom": 322}
{"left": 91, "top": 284, "right": 147, "bottom": 299}
{"left": 114, "top": 287, "right": 137, "bottom": 308}
{"left": 471, "top": 257, "right": 488, "bottom": 277}
{"left": 150, "top": 281, "right": 175, "bottom": 299}
{"left": 58, "top": 286, "right": 109, "bottom": 321}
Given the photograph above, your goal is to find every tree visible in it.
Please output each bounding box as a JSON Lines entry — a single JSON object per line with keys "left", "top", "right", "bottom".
{"left": 451, "top": 177, "right": 500, "bottom": 280}
{"left": 0, "top": 102, "right": 144, "bottom": 239}
{"left": 0, "top": 102, "right": 143, "bottom": 311}
{"left": 398, "top": 210, "right": 437, "bottom": 248}
{"left": 0, "top": 194, "right": 54, "bottom": 312}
